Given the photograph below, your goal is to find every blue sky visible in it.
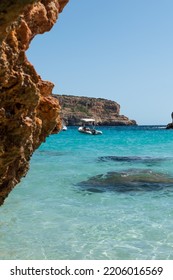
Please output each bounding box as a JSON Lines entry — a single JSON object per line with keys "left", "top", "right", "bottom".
{"left": 27, "top": 0, "right": 173, "bottom": 125}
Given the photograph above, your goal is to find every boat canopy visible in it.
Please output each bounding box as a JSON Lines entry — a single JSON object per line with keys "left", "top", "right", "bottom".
{"left": 81, "top": 118, "right": 95, "bottom": 123}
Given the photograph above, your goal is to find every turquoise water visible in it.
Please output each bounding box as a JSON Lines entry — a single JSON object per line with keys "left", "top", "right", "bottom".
{"left": 1, "top": 126, "right": 173, "bottom": 260}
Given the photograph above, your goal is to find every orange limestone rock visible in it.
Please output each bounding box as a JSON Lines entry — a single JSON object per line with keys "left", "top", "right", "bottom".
{"left": 0, "top": 0, "right": 69, "bottom": 205}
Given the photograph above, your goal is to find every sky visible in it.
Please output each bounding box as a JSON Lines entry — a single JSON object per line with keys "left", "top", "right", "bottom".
{"left": 27, "top": 0, "right": 173, "bottom": 125}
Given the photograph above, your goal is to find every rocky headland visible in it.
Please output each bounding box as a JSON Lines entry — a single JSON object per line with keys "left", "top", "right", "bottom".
{"left": 0, "top": 0, "right": 135, "bottom": 206}
{"left": 166, "top": 113, "right": 173, "bottom": 129}
{"left": 57, "top": 94, "right": 136, "bottom": 126}
{"left": 166, "top": 123, "right": 173, "bottom": 129}
{"left": 0, "top": 0, "right": 69, "bottom": 205}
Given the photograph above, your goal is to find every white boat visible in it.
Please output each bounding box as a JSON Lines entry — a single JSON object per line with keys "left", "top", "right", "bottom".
{"left": 78, "top": 118, "right": 102, "bottom": 135}
{"left": 62, "top": 125, "right": 67, "bottom": 131}
{"left": 61, "top": 120, "right": 67, "bottom": 131}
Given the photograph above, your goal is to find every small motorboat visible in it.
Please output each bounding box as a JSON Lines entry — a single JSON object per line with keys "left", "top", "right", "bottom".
{"left": 61, "top": 120, "right": 67, "bottom": 131}
{"left": 62, "top": 125, "right": 67, "bottom": 131}
{"left": 78, "top": 118, "right": 102, "bottom": 135}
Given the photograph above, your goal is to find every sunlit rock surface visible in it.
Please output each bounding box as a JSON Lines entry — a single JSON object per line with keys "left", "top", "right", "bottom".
{"left": 0, "top": 0, "right": 69, "bottom": 205}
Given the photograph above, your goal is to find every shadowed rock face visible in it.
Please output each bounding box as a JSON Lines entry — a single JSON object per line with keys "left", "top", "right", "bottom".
{"left": 166, "top": 123, "right": 173, "bottom": 129}
{"left": 77, "top": 169, "right": 173, "bottom": 193}
{"left": 0, "top": 0, "right": 69, "bottom": 205}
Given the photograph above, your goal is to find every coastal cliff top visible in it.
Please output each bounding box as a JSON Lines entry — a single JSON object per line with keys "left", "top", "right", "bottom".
{"left": 54, "top": 94, "right": 137, "bottom": 126}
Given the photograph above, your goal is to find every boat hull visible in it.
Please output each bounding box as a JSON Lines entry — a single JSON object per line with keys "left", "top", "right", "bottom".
{"left": 78, "top": 127, "right": 102, "bottom": 135}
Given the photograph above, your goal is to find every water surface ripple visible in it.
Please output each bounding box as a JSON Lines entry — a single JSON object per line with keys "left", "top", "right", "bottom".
{"left": 0, "top": 126, "right": 173, "bottom": 259}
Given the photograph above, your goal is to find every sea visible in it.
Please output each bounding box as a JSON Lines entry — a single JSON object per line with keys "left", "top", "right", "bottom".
{"left": 1, "top": 125, "right": 173, "bottom": 260}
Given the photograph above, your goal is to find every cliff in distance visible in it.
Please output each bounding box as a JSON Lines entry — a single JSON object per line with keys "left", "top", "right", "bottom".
{"left": 0, "top": 0, "right": 69, "bottom": 206}
{"left": 56, "top": 94, "right": 137, "bottom": 126}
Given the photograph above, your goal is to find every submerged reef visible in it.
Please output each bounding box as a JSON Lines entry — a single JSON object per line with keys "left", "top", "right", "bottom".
{"left": 77, "top": 169, "right": 173, "bottom": 193}
{"left": 97, "top": 156, "right": 168, "bottom": 167}
{"left": 0, "top": 0, "right": 69, "bottom": 205}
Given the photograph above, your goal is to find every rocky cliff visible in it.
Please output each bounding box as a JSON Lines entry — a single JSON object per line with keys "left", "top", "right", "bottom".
{"left": 56, "top": 95, "right": 136, "bottom": 126}
{"left": 0, "top": 0, "right": 69, "bottom": 205}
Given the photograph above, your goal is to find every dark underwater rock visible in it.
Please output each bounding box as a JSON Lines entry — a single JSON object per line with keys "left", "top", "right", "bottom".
{"left": 77, "top": 169, "right": 173, "bottom": 193}
{"left": 98, "top": 156, "right": 142, "bottom": 162}
{"left": 97, "top": 156, "right": 168, "bottom": 166}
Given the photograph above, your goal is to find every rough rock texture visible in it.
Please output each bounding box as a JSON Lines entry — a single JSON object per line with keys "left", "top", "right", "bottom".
{"left": 56, "top": 94, "right": 137, "bottom": 126}
{"left": 0, "top": 0, "right": 69, "bottom": 205}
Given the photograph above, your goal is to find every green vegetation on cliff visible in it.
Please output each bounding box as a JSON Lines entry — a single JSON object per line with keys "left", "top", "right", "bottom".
{"left": 54, "top": 94, "right": 137, "bottom": 126}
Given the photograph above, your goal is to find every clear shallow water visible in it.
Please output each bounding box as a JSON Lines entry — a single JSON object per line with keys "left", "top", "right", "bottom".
{"left": 1, "top": 126, "right": 173, "bottom": 259}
